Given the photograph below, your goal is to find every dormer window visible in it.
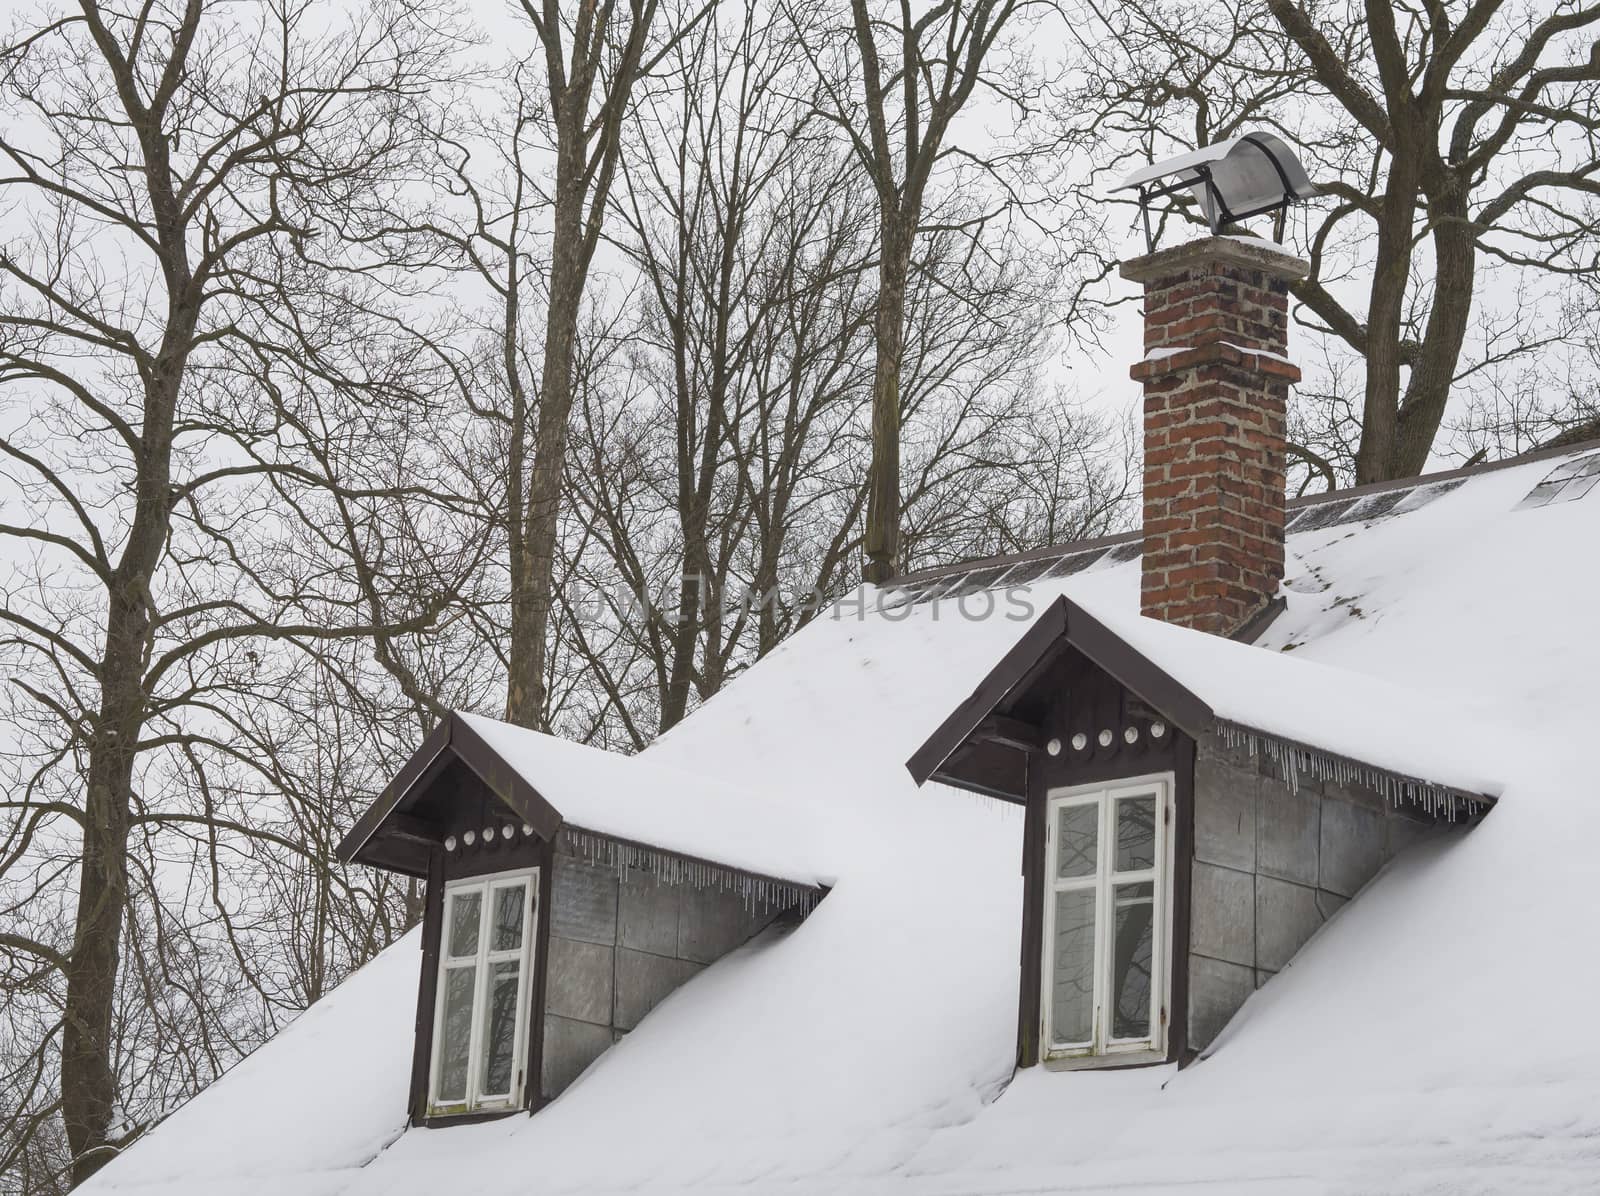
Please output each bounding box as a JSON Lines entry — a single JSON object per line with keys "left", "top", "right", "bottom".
{"left": 1042, "top": 776, "right": 1172, "bottom": 1065}
{"left": 907, "top": 594, "right": 1496, "bottom": 1074}
{"left": 336, "top": 712, "right": 827, "bottom": 1124}
{"left": 430, "top": 869, "right": 540, "bottom": 1116}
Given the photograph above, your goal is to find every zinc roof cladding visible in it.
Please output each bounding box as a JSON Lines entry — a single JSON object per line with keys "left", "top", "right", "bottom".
{"left": 888, "top": 443, "right": 1600, "bottom": 608}
{"left": 1517, "top": 451, "right": 1600, "bottom": 510}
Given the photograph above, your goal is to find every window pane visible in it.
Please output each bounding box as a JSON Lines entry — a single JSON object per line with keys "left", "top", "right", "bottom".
{"left": 436, "top": 967, "right": 476, "bottom": 1103}
{"left": 1111, "top": 881, "right": 1154, "bottom": 1040}
{"left": 1116, "top": 795, "right": 1156, "bottom": 872}
{"left": 491, "top": 883, "right": 526, "bottom": 952}
{"left": 448, "top": 890, "right": 481, "bottom": 959}
{"left": 1050, "top": 888, "right": 1096, "bottom": 1045}
{"left": 481, "top": 960, "right": 522, "bottom": 1097}
{"left": 1055, "top": 803, "right": 1098, "bottom": 879}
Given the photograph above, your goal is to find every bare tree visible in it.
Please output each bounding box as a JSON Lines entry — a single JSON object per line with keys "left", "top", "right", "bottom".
{"left": 0, "top": 3, "right": 1135, "bottom": 1185}
{"left": 0, "top": 0, "right": 474, "bottom": 1181}
{"left": 603, "top": 4, "right": 856, "bottom": 728}
{"left": 1268, "top": 0, "right": 1600, "bottom": 481}
{"left": 791, "top": 0, "right": 1045, "bottom": 582}
{"left": 554, "top": 2, "right": 1129, "bottom": 744}
{"left": 505, "top": 0, "right": 713, "bottom": 729}
{"left": 1063, "top": 0, "right": 1600, "bottom": 485}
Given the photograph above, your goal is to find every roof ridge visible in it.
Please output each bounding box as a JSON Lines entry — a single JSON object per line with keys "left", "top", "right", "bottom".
{"left": 889, "top": 435, "right": 1600, "bottom": 587}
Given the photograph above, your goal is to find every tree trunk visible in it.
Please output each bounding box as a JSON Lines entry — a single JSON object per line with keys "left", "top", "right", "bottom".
{"left": 61, "top": 724, "right": 134, "bottom": 1186}
{"left": 503, "top": 243, "right": 533, "bottom": 727}
{"left": 507, "top": 136, "right": 586, "bottom": 730}
{"left": 59, "top": 77, "right": 194, "bottom": 1172}
{"left": 61, "top": 365, "right": 178, "bottom": 1184}
{"left": 662, "top": 180, "right": 742, "bottom": 731}
{"left": 1356, "top": 150, "right": 1422, "bottom": 485}
{"left": 661, "top": 370, "right": 702, "bottom": 733}
{"left": 862, "top": 211, "right": 913, "bottom": 583}
{"left": 1392, "top": 180, "right": 1475, "bottom": 478}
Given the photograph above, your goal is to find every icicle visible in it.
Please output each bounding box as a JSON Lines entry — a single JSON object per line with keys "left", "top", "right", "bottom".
{"left": 1214, "top": 720, "right": 1485, "bottom": 822}
{"left": 558, "top": 825, "right": 821, "bottom": 916}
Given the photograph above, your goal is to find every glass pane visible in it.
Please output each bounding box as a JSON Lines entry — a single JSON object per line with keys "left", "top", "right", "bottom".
{"left": 436, "top": 966, "right": 476, "bottom": 1103}
{"left": 1116, "top": 795, "right": 1157, "bottom": 872}
{"left": 1049, "top": 888, "right": 1096, "bottom": 1046}
{"left": 491, "top": 883, "right": 526, "bottom": 952}
{"left": 1055, "top": 803, "right": 1099, "bottom": 879}
{"left": 1111, "top": 882, "right": 1154, "bottom": 1040}
{"left": 448, "top": 890, "right": 481, "bottom": 958}
{"left": 481, "top": 960, "right": 522, "bottom": 1097}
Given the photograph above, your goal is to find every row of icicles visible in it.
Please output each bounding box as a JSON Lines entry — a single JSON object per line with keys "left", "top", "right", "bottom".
{"left": 561, "top": 827, "right": 823, "bottom": 915}
{"left": 1215, "top": 721, "right": 1486, "bottom": 821}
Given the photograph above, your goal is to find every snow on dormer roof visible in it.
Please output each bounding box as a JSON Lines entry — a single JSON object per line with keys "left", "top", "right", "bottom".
{"left": 337, "top": 711, "right": 830, "bottom": 895}
{"left": 909, "top": 593, "right": 1503, "bottom": 819}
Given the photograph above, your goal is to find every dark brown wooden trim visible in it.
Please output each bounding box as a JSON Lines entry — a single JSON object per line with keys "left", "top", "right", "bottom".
{"left": 1016, "top": 753, "right": 1045, "bottom": 1069}
{"left": 341, "top": 713, "right": 563, "bottom": 872}
{"left": 447, "top": 715, "right": 564, "bottom": 841}
{"left": 906, "top": 597, "right": 1214, "bottom": 797}
{"left": 929, "top": 749, "right": 1029, "bottom": 802}
{"left": 407, "top": 846, "right": 446, "bottom": 1123}
{"left": 387, "top": 812, "right": 447, "bottom": 845}
{"left": 1060, "top": 601, "right": 1212, "bottom": 737}
{"left": 1168, "top": 739, "right": 1195, "bottom": 1066}
{"left": 445, "top": 831, "right": 542, "bottom": 879}
{"left": 975, "top": 714, "right": 1047, "bottom": 752}
{"left": 337, "top": 717, "right": 454, "bottom": 864}
{"left": 527, "top": 839, "right": 554, "bottom": 1112}
{"left": 352, "top": 836, "right": 431, "bottom": 879}
{"left": 906, "top": 600, "right": 1068, "bottom": 788}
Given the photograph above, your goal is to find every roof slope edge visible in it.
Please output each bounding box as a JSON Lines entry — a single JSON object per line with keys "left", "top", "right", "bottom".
{"left": 908, "top": 596, "right": 1502, "bottom": 818}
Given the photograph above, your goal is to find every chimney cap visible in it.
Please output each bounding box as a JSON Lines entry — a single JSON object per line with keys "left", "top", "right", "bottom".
{"left": 1115, "top": 132, "right": 1316, "bottom": 250}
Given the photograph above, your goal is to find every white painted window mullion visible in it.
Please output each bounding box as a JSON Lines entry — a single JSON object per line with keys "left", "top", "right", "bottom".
{"left": 1041, "top": 773, "right": 1174, "bottom": 1067}
{"left": 430, "top": 867, "right": 540, "bottom": 1117}
{"left": 464, "top": 879, "right": 490, "bottom": 1109}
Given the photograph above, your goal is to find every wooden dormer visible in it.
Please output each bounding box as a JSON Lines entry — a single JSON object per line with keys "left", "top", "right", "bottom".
{"left": 907, "top": 597, "right": 1493, "bottom": 1068}
{"left": 338, "top": 714, "right": 826, "bottom": 1122}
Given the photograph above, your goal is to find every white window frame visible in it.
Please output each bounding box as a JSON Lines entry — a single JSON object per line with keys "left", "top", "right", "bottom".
{"left": 1041, "top": 773, "right": 1175, "bottom": 1067}
{"left": 428, "top": 866, "right": 540, "bottom": 1116}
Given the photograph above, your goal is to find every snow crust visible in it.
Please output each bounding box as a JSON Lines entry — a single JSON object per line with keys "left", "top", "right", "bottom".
{"left": 1220, "top": 232, "right": 1300, "bottom": 255}
{"left": 86, "top": 447, "right": 1600, "bottom": 1195}
{"left": 1140, "top": 340, "right": 1298, "bottom": 367}
{"left": 456, "top": 713, "right": 830, "bottom": 887}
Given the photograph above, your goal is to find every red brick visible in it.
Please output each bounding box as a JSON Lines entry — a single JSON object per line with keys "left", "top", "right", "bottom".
{"left": 1133, "top": 240, "right": 1300, "bottom": 632}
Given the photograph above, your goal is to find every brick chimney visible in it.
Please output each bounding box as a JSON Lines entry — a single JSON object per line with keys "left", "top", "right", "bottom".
{"left": 1121, "top": 236, "right": 1308, "bottom": 635}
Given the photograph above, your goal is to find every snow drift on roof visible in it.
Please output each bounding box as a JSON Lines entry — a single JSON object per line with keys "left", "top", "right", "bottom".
{"left": 1081, "top": 597, "right": 1507, "bottom": 806}
{"left": 456, "top": 713, "right": 831, "bottom": 889}
{"left": 84, "top": 445, "right": 1600, "bottom": 1195}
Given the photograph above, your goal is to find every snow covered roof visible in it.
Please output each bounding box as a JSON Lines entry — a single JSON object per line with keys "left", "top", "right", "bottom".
{"left": 338, "top": 710, "right": 829, "bottom": 890}
{"left": 88, "top": 440, "right": 1600, "bottom": 1195}
{"left": 910, "top": 592, "right": 1504, "bottom": 817}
